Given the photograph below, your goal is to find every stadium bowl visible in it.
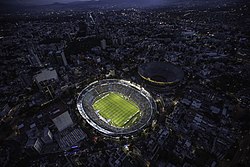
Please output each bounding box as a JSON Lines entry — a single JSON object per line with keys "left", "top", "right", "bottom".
{"left": 77, "top": 79, "right": 156, "bottom": 137}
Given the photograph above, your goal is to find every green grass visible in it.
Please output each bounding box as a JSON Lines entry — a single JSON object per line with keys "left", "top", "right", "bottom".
{"left": 93, "top": 92, "right": 140, "bottom": 128}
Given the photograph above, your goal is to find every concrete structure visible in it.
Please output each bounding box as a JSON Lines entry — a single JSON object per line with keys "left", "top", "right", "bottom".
{"left": 77, "top": 79, "right": 156, "bottom": 137}
{"left": 52, "top": 111, "right": 73, "bottom": 132}
{"left": 138, "top": 62, "right": 184, "bottom": 85}
{"left": 41, "top": 127, "right": 53, "bottom": 144}
{"left": 34, "top": 68, "right": 59, "bottom": 85}
{"left": 101, "top": 39, "right": 107, "bottom": 50}
{"left": 25, "top": 138, "right": 44, "bottom": 155}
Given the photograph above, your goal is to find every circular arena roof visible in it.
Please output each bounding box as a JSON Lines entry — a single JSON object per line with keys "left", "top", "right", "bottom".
{"left": 138, "top": 62, "right": 184, "bottom": 85}
{"left": 77, "top": 79, "right": 156, "bottom": 137}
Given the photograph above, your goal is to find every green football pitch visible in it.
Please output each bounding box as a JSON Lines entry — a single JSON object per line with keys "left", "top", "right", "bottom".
{"left": 92, "top": 92, "right": 140, "bottom": 128}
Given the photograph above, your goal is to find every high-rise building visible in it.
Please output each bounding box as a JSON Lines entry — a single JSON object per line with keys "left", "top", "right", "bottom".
{"left": 56, "top": 50, "right": 68, "bottom": 66}
{"left": 27, "top": 48, "right": 42, "bottom": 67}
{"left": 25, "top": 138, "right": 44, "bottom": 155}
{"left": 34, "top": 68, "right": 58, "bottom": 86}
{"left": 41, "top": 127, "right": 53, "bottom": 144}
{"left": 19, "top": 72, "right": 32, "bottom": 88}
{"left": 101, "top": 39, "right": 107, "bottom": 50}
{"left": 34, "top": 68, "right": 59, "bottom": 99}
{"left": 52, "top": 111, "right": 73, "bottom": 132}
{"left": 0, "top": 104, "right": 10, "bottom": 119}
{"left": 61, "top": 51, "right": 68, "bottom": 66}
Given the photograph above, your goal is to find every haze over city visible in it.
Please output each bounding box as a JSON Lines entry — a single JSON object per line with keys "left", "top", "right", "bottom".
{"left": 0, "top": 0, "right": 249, "bottom": 167}
{"left": 0, "top": 0, "right": 240, "bottom": 6}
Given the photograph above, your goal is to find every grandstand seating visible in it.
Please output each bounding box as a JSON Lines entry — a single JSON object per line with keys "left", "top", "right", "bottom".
{"left": 77, "top": 79, "right": 156, "bottom": 136}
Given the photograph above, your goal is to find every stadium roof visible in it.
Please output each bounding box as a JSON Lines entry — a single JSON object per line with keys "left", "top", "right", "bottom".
{"left": 138, "top": 62, "right": 184, "bottom": 85}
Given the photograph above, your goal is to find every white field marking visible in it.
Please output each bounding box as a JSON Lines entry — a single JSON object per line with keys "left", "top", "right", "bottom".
{"left": 93, "top": 93, "right": 111, "bottom": 105}
{"left": 94, "top": 92, "right": 140, "bottom": 127}
{"left": 121, "top": 109, "right": 140, "bottom": 126}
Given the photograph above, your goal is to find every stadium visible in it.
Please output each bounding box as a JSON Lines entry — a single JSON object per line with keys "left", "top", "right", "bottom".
{"left": 77, "top": 79, "right": 156, "bottom": 137}
{"left": 138, "top": 62, "right": 184, "bottom": 85}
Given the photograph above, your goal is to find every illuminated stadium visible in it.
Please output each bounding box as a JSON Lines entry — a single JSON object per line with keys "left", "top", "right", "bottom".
{"left": 138, "top": 62, "right": 184, "bottom": 85}
{"left": 77, "top": 79, "right": 156, "bottom": 137}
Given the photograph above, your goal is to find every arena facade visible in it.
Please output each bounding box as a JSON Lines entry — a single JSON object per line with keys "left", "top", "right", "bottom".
{"left": 77, "top": 79, "right": 156, "bottom": 137}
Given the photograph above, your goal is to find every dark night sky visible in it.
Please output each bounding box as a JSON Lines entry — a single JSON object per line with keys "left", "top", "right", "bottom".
{"left": 1, "top": 0, "right": 92, "bottom": 5}
{"left": 0, "top": 0, "right": 241, "bottom": 7}
{"left": 0, "top": 0, "right": 167, "bottom": 5}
